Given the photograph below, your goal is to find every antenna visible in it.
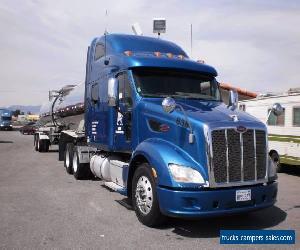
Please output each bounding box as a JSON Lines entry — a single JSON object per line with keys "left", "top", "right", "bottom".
{"left": 104, "top": 9, "right": 108, "bottom": 34}
{"left": 132, "top": 23, "right": 143, "bottom": 36}
{"left": 104, "top": 10, "right": 109, "bottom": 65}
{"left": 190, "top": 23, "right": 193, "bottom": 59}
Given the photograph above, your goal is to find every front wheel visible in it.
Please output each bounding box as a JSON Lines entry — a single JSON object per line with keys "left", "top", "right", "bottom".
{"left": 132, "top": 163, "right": 165, "bottom": 227}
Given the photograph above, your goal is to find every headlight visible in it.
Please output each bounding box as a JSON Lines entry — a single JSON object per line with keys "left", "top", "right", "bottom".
{"left": 168, "top": 163, "right": 205, "bottom": 184}
{"left": 0, "top": 124, "right": 3, "bottom": 127}
{"left": 268, "top": 156, "right": 277, "bottom": 181}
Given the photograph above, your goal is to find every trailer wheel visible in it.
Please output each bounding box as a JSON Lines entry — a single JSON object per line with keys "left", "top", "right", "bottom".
{"left": 64, "top": 143, "right": 74, "bottom": 174}
{"left": 34, "top": 135, "right": 38, "bottom": 151}
{"left": 44, "top": 141, "right": 49, "bottom": 152}
{"left": 37, "top": 138, "right": 42, "bottom": 152}
{"left": 270, "top": 151, "right": 282, "bottom": 172}
{"left": 132, "top": 163, "right": 165, "bottom": 227}
{"left": 37, "top": 139, "right": 49, "bottom": 152}
{"left": 72, "top": 149, "right": 89, "bottom": 180}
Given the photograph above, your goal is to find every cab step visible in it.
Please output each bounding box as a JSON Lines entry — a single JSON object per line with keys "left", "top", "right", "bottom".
{"left": 104, "top": 182, "right": 127, "bottom": 195}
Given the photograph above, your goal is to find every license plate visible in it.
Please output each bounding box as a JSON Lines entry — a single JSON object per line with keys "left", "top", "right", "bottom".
{"left": 236, "top": 189, "right": 251, "bottom": 202}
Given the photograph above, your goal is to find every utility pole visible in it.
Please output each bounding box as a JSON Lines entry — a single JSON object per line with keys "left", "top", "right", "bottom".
{"left": 190, "top": 23, "right": 193, "bottom": 59}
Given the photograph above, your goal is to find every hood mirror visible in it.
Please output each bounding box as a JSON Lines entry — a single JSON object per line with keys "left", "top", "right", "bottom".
{"left": 271, "top": 103, "right": 283, "bottom": 116}
{"left": 162, "top": 97, "right": 176, "bottom": 113}
{"left": 108, "top": 78, "right": 118, "bottom": 106}
{"left": 162, "top": 97, "right": 194, "bottom": 144}
{"left": 228, "top": 90, "right": 238, "bottom": 110}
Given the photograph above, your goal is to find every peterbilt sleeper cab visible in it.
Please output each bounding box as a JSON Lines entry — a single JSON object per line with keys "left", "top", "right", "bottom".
{"left": 38, "top": 34, "right": 279, "bottom": 227}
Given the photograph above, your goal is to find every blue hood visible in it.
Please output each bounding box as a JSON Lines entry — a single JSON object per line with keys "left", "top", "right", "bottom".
{"left": 137, "top": 98, "right": 267, "bottom": 180}
{"left": 142, "top": 98, "right": 263, "bottom": 125}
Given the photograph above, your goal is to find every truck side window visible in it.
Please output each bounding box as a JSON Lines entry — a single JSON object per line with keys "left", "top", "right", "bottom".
{"left": 118, "top": 73, "right": 133, "bottom": 108}
{"left": 94, "top": 44, "right": 105, "bottom": 61}
{"left": 91, "top": 83, "right": 99, "bottom": 103}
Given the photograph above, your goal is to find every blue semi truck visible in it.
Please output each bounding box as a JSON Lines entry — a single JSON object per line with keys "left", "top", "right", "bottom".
{"left": 0, "top": 109, "right": 13, "bottom": 131}
{"left": 35, "top": 34, "right": 280, "bottom": 227}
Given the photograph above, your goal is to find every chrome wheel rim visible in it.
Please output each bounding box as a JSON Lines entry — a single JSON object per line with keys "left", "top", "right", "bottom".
{"left": 65, "top": 148, "right": 70, "bottom": 168}
{"left": 73, "top": 153, "right": 78, "bottom": 172}
{"left": 135, "top": 176, "right": 153, "bottom": 215}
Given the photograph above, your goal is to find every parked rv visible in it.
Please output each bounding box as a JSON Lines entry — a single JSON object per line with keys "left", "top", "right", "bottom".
{"left": 34, "top": 34, "right": 280, "bottom": 227}
{"left": 239, "top": 90, "right": 300, "bottom": 171}
{"left": 0, "top": 109, "right": 13, "bottom": 131}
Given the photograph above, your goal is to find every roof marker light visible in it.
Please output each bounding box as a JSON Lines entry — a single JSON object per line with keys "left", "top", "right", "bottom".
{"left": 124, "top": 50, "right": 133, "bottom": 56}
{"left": 197, "top": 59, "right": 205, "bottom": 64}
{"left": 166, "top": 53, "right": 173, "bottom": 58}
{"left": 154, "top": 51, "right": 161, "bottom": 57}
{"left": 178, "top": 55, "right": 185, "bottom": 60}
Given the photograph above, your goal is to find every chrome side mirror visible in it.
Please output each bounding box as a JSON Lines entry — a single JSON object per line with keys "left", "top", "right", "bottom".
{"left": 271, "top": 103, "right": 283, "bottom": 116}
{"left": 108, "top": 78, "right": 118, "bottom": 106}
{"left": 162, "top": 97, "right": 176, "bottom": 113}
{"left": 228, "top": 90, "right": 238, "bottom": 110}
{"left": 162, "top": 97, "right": 195, "bottom": 144}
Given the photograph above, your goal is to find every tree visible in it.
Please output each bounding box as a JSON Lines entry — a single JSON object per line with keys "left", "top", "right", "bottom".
{"left": 13, "top": 109, "right": 21, "bottom": 117}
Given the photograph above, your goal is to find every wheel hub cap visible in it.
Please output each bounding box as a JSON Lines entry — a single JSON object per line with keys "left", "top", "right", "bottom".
{"left": 135, "top": 176, "right": 153, "bottom": 215}
{"left": 73, "top": 153, "right": 78, "bottom": 172}
{"left": 65, "top": 150, "right": 70, "bottom": 167}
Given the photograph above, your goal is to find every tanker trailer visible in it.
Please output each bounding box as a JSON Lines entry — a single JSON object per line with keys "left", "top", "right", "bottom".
{"left": 34, "top": 84, "right": 83, "bottom": 152}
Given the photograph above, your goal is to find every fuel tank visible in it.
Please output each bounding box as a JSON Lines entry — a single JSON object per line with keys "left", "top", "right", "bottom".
{"left": 39, "top": 84, "right": 85, "bottom": 130}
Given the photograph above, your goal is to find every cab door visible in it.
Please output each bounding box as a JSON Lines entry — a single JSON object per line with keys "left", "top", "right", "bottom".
{"left": 114, "top": 72, "right": 133, "bottom": 152}
{"left": 86, "top": 42, "right": 107, "bottom": 145}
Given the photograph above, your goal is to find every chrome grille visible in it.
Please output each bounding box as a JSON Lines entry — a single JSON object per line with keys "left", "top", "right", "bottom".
{"left": 211, "top": 128, "right": 267, "bottom": 185}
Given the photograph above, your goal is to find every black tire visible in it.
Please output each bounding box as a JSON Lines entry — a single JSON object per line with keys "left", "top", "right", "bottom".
{"left": 132, "top": 163, "right": 165, "bottom": 227}
{"left": 58, "top": 137, "right": 66, "bottom": 161}
{"left": 38, "top": 139, "right": 44, "bottom": 152}
{"left": 270, "top": 151, "right": 282, "bottom": 172}
{"left": 37, "top": 139, "right": 49, "bottom": 152}
{"left": 64, "top": 143, "right": 74, "bottom": 174}
{"left": 44, "top": 141, "right": 49, "bottom": 152}
{"left": 72, "top": 149, "right": 89, "bottom": 180}
{"left": 34, "top": 135, "right": 38, "bottom": 151}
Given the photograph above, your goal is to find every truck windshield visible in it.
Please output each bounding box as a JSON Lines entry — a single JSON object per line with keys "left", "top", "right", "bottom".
{"left": 132, "top": 68, "right": 221, "bottom": 101}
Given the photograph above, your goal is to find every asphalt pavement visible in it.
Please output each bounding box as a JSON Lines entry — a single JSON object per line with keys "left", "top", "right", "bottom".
{"left": 0, "top": 131, "right": 299, "bottom": 249}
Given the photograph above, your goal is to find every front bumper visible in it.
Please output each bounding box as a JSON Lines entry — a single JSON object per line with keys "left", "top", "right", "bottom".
{"left": 0, "top": 125, "right": 12, "bottom": 130}
{"left": 157, "top": 182, "right": 277, "bottom": 218}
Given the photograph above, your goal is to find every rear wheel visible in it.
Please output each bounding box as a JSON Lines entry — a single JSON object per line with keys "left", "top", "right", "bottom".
{"left": 64, "top": 143, "right": 74, "bottom": 174}
{"left": 132, "top": 163, "right": 165, "bottom": 227}
{"left": 72, "top": 149, "right": 89, "bottom": 180}
{"left": 270, "top": 151, "right": 282, "bottom": 172}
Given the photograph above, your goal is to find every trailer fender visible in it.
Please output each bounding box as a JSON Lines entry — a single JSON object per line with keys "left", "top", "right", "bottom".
{"left": 38, "top": 134, "right": 50, "bottom": 140}
{"left": 129, "top": 138, "right": 207, "bottom": 189}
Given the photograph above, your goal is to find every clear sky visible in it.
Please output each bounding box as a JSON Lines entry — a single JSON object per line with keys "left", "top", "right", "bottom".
{"left": 0, "top": 0, "right": 299, "bottom": 106}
